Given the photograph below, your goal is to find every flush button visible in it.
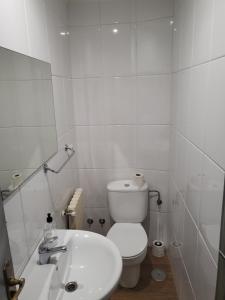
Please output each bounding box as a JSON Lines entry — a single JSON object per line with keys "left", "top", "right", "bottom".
{"left": 124, "top": 183, "right": 130, "bottom": 187}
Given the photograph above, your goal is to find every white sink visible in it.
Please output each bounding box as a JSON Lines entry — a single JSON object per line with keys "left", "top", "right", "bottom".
{"left": 19, "top": 230, "right": 122, "bottom": 300}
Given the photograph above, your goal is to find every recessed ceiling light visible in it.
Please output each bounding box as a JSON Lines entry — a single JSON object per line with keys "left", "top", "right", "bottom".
{"left": 112, "top": 28, "right": 119, "bottom": 34}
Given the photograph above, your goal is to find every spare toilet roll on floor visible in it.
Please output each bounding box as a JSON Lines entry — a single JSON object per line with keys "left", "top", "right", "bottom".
{"left": 152, "top": 240, "right": 165, "bottom": 257}
{"left": 133, "top": 173, "right": 145, "bottom": 187}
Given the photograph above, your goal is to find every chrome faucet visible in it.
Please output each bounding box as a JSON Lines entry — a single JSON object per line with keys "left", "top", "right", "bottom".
{"left": 38, "top": 236, "right": 67, "bottom": 265}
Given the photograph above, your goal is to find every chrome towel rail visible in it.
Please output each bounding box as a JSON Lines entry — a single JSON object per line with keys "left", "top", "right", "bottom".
{"left": 43, "top": 144, "right": 75, "bottom": 174}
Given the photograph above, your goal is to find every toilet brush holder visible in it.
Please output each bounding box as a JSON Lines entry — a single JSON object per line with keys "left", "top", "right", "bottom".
{"left": 152, "top": 240, "right": 165, "bottom": 257}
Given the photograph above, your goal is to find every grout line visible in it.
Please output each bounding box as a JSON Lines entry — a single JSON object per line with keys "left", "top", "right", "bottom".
{"left": 172, "top": 53, "right": 225, "bottom": 75}
{"left": 175, "top": 129, "right": 225, "bottom": 173}
{"left": 68, "top": 15, "right": 174, "bottom": 29}
{"left": 70, "top": 73, "right": 172, "bottom": 80}
{"left": 73, "top": 124, "right": 171, "bottom": 127}
{"left": 77, "top": 168, "right": 169, "bottom": 173}
{"left": 0, "top": 125, "right": 56, "bottom": 129}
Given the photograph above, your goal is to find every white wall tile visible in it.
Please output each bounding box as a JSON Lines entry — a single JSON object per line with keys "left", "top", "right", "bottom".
{"left": 70, "top": 26, "right": 102, "bottom": 78}
{"left": 4, "top": 192, "right": 29, "bottom": 276}
{"left": 212, "top": 0, "right": 225, "bottom": 59}
{"left": 136, "top": 125, "right": 170, "bottom": 170}
{"left": 199, "top": 155, "right": 224, "bottom": 263}
{"left": 168, "top": 181, "right": 176, "bottom": 240}
{"left": 0, "top": 128, "right": 21, "bottom": 171}
{"left": 25, "top": 0, "right": 50, "bottom": 62}
{"left": 186, "top": 143, "right": 203, "bottom": 226}
{"left": 100, "top": 0, "right": 135, "bottom": 24}
{"left": 204, "top": 57, "right": 225, "bottom": 169}
{"left": 137, "top": 18, "right": 172, "bottom": 74}
{"left": 72, "top": 79, "right": 86, "bottom": 125}
{"left": 69, "top": 0, "right": 100, "bottom": 26}
{"left": 63, "top": 78, "right": 74, "bottom": 130}
{"left": 20, "top": 170, "right": 53, "bottom": 255}
{"left": 179, "top": 258, "right": 196, "bottom": 300}
{"left": 0, "top": 0, "right": 28, "bottom": 54}
{"left": 187, "top": 63, "right": 209, "bottom": 149}
{"left": 181, "top": 208, "right": 198, "bottom": 292}
{"left": 169, "top": 128, "right": 176, "bottom": 177}
{"left": 102, "top": 23, "right": 136, "bottom": 76}
{"left": 52, "top": 76, "right": 73, "bottom": 139}
{"left": 136, "top": 0, "right": 173, "bottom": 22}
{"left": 177, "top": 0, "right": 195, "bottom": 69}
{"left": 72, "top": 78, "right": 105, "bottom": 125}
{"left": 104, "top": 76, "right": 136, "bottom": 125}
{"left": 172, "top": 2, "right": 179, "bottom": 72}
{"left": 52, "top": 76, "right": 66, "bottom": 139}
{"left": 45, "top": 0, "right": 71, "bottom": 76}
{"left": 79, "top": 169, "right": 109, "bottom": 208}
{"left": 195, "top": 232, "right": 217, "bottom": 300}
{"left": 0, "top": 81, "right": 17, "bottom": 128}
{"left": 107, "top": 125, "right": 136, "bottom": 169}
{"left": 192, "top": 0, "right": 214, "bottom": 65}
{"left": 174, "top": 69, "right": 190, "bottom": 136}
{"left": 171, "top": 191, "right": 185, "bottom": 245}
{"left": 136, "top": 75, "right": 171, "bottom": 124}
{"left": 107, "top": 168, "right": 135, "bottom": 181}
{"left": 75, "top": 126, "right": 110, "bottom": 169}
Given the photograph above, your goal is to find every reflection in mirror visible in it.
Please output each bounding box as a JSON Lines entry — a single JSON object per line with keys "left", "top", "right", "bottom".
{"left": 0, "top": 47, "right": 57, "bottom": 200}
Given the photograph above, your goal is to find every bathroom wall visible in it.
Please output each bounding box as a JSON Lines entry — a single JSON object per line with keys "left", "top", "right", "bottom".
{"left": 1, "top": 0, "right": 78, "bottom": 277}
{"left": 168, "top": 0, "right": 225, "bottom": 299}
{"left": 69, "top": 0, "right": 173, "bottom": 237}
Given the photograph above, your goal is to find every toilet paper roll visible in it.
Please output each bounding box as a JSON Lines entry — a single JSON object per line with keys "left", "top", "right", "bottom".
{"left": 152, "top": 240, "right": 165, "bottom": 257}
{"left": 133, "top": 173, "right": 145, "bottom": 187}
{"left": 11, "top": 171, "right": 22, "bottom": 188}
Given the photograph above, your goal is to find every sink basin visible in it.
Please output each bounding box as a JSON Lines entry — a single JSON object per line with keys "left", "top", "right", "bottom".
{"left": 19, "top": 230, "right": 122, "bottom": 300}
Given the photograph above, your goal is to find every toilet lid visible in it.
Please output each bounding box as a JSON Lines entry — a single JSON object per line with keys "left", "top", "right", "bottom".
{"left": 107, "top": 223, "right": 148, "bottom": 258}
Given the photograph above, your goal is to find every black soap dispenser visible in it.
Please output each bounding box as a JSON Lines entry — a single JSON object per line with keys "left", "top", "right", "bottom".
{"left": 44, "top": 213, "right": 55, "bottom": 241}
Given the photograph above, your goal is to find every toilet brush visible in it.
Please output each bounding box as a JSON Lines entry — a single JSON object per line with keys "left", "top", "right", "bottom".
{"left": 149, "top": 191, "right": 166, "bottom": 282}
{"left": 152, "top": 209, "right": 165, "bottom": 258}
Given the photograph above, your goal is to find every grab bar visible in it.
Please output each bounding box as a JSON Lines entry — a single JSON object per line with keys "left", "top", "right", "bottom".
{"left": 43, "top": 144, "right": 75, "bottom": 174}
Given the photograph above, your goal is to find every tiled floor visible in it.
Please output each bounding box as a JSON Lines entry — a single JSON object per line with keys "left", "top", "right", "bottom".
{"left": 111, "top": 248, "right": 178, "bottom": 300}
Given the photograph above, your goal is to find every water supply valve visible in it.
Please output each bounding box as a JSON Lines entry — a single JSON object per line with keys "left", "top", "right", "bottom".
{"left": 99, "top": 219, "right": 106, "bottom": 227}
{"left": 149, "top": 190, "right": 162, "bottom": 207}
{"left": 87, "top": 218, "right": 94, "bottom": 227}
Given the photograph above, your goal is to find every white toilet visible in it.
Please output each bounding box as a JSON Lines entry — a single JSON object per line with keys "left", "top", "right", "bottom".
{"left": 106, "top": 180, "right": 148, "bottom": 288}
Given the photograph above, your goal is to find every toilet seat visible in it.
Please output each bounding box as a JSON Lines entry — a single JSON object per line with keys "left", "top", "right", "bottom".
{"left": 107, "top": 223, "right": 148, "bottom": 258}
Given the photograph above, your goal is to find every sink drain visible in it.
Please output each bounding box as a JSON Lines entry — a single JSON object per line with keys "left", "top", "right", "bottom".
{"left": 65, "top": 281, "right": 78, "bottom": 292}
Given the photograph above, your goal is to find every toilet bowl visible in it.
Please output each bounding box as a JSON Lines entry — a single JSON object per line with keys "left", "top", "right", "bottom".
{"left": 107, "top": 223, "right": 148, "bottom": 288}
{"left": 106, "top": 180, "right": 149, "bottom": 288}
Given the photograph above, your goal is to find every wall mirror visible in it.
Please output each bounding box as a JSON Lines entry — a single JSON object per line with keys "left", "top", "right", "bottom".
{"left": 0, "top": 47, "right": 58, "bottom": 200}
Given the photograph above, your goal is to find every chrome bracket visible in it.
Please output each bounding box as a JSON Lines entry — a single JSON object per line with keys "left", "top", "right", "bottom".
{"left": 43, "top": 144, "right": 75, "bottom": 174}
